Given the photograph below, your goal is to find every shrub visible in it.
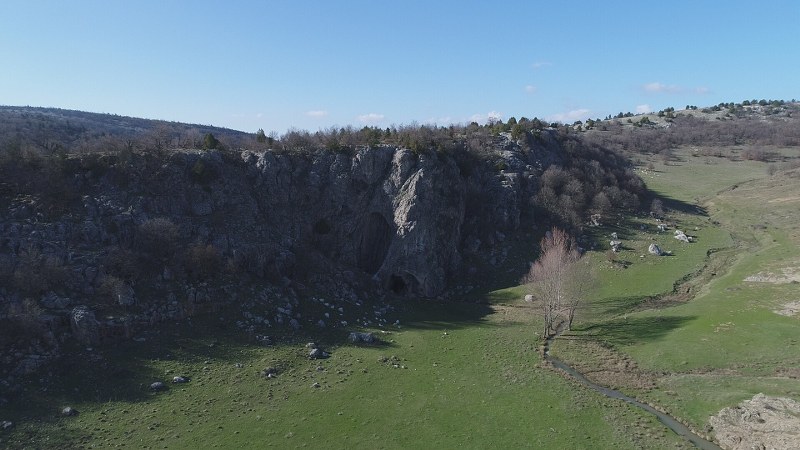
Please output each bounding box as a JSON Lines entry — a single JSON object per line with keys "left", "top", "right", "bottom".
{"left": 136, "top": 218, "right": 180, "bottom": 262}
{"left": 650, "top": 198, "right": 665, "bottom": 217}
{"left": 184, "top": 244, "right": 221, "bottom": 280}
{"left": 12, "top": 248, "right": 68, "bottom": 296}
{"left": 97, "top": 275, "right": 134, "bottom": 306}
{"left": 1, "top": 299, "right": 45, "bottom": 344}
{"left": 104, "top": 246, "right": 141, "bottom": 281}
{"left": 203, "top": 133, "right": 220, "bottom": 150}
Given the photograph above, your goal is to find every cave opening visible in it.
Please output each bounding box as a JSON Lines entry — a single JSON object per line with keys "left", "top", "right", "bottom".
{"left": 357, "top": 212, "right": 392, "bottom": 275}
{"left": 313, "top": 218, "right": 331, "bottom": 235}
{"left": 390, "top": 274, "right": 407, "bottom": 294}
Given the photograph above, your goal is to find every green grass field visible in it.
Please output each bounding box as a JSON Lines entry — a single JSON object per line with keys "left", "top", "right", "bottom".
{"left": 553, "top": 149, "right": 800, "bottom": 432}
{"left": 0, "top": 301, "right": 688, "bottom": 449}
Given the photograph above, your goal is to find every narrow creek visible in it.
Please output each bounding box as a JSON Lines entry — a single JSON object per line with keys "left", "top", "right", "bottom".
{"left": 543, "top": 334, "right": 722, "bottom": 450}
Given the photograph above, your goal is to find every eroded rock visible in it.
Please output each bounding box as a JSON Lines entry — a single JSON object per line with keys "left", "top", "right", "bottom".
{"left": 709, "top": 393, "right": 800, "bottom": 450}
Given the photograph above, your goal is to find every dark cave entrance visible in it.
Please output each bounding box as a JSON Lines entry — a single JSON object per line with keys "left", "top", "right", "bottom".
{"left": 357, "top": 212, "right": 392, "bottom": 275}
{"left": 388, "top": 272, "right": 420, "bottom": 296}
{"left": 312, "top": 218, "right": 331, "bottom": 235}
{"left": 390, "top": 274, "right": 407, "bottom": 294}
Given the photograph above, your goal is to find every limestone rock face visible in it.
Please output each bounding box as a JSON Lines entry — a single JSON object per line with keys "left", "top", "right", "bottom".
{"left": 0, "top": 131, "right": 602, "bottom": 304}
{"left": 245, "top": 146, "right": 472, "bottom": 297}
{"left": 70, "top": 306, "right": 99, "bottom": 345}
{"left": 380, "top": 152, "right": 465, "bottom": 297}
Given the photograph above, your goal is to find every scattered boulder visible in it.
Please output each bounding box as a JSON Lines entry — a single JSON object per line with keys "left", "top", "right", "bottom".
{"left": 348, "top": 332, "right": 376, "bottom": 344}
{"left": 61, "top": 406, "right": 79, "bottom": 417}
{"left": 524, "top": 294, "right": 534, "bottom": 302}
{"left": 254, "top": 334, "right": 271, "bottom": 346}
{"left": 648, "top": 243, "right": 663, "bottom": 256}
{"left": 0, "top": 420, "right": 13, "bottom": 431}
{"left": 308, "top": 348, "right": 329, "bottom": 359}
{"left": 610, "top": 232, "right": 618, "bottom": 240}
{"left": 610, "top": 240, "right": 622, "bottom": 252}
{"left": 113, "top": 282, "right": 136, "bottom": 306}
{"left": 172, "top": 376, "right": 189, "bottom": 384}
{"left": 261, "top": 367, "right": 278, "bottom": 378}
{"left": 149, "top": 381, "right": 166, "bottom": 391}
{"left": 674, "top": 230, "right": 691, "bottom": 243}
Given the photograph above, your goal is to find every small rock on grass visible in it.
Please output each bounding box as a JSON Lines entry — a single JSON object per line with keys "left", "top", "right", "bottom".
{"left": 150, "top": 381, "right": 166, "bottom": 391}
{"left": 348, "top": 332, "right": 376, "bottom": 344}
{"left": 308, "top": 348, "right": 329, "bottom": 359}
{"left": 61, "top": 406, "right": 79, "bottom": 416}
{"left": 1, "top": 420, "right": 14, "bottom": 430}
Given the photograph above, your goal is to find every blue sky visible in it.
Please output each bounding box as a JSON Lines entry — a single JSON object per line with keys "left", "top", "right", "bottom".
{"left": 2, "top": 1, "right": 798, "bottom": 133}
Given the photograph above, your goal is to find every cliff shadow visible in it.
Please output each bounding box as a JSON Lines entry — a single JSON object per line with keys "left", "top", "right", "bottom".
{"left": 573, "top": 314, "right": 696, "bottom": 346}
{"left": 396, "top": 299, "right": 497, "bottom": 332}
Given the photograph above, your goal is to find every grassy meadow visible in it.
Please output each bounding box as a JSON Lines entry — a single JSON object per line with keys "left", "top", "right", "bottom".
{"left": 0, "top": 300, "right": 689, "bottom": 449}
{"left": 553, "top": 147, "right": 800, "bottom": 432}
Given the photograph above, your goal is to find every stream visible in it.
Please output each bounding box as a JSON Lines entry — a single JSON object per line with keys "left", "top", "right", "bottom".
{"left": 543, "top": 334, "right": 722, "bottom": 450}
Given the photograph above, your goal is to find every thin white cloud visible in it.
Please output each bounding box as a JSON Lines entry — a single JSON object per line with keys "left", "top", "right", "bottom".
{"left": 643, "top": 82, "right": 681, "bottom": 93}
{"left": 636, "top": 104, "right": 652, "bottom": 114}
{"left": 306, "top": 110, "right": 329, "bottom": 118}
{"left": 643, "top": 82, "right": 710, "bottom": 95}
{"left": 469, "top": 111, "right": 503, "bottom": 124}
{"left": 524, "top": 85, "right": 537, "bottom": 94}
{"left": 532, "top": 61, "right": 552, "bottom": 70}
{"left": 357, "top": 113, "right": 385, "bottom": 124}
{"left": 547, "top": 108, "right": 591, "bottom": 123}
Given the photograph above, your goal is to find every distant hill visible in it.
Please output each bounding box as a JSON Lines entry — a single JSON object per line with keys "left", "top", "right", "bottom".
{"left": 0, "top": 105, "right": 252, "bottom": 153}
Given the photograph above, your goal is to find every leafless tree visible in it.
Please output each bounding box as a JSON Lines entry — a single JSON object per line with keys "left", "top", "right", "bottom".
{"left": 524, "top": 227, "right": 587, "bottom": 337}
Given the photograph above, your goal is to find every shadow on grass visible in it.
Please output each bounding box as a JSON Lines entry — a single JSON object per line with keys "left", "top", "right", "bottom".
{"left": 0, "top": 296, "right": 502, "bottom": 434}
{"left": 0, "top": 307, "right": 415, "bottom": 442}
{"left": 398, "top": 299, "right": 496, "bottom": 332}
{"left": 574, "top": 315, "right": 696, "bottom": 346}
{"left": 585, "top": 295, "right": 654, "bottom": 317}
{"left": 655, "top": 193, "right": 708, "bottom": 217}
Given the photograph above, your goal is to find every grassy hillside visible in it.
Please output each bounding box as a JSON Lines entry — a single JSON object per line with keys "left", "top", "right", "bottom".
{"left": 551, "top": 147, "right": 800, "bottom": 432}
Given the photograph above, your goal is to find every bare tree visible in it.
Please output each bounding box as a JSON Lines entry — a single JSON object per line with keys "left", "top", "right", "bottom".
{"left": 525, "top": 227, "right": 587, "bottom": 337}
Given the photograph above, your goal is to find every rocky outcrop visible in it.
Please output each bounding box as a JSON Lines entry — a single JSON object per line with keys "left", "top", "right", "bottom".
{"left": 0, "top": 128, "right": 644, "bottom": 380}
{"left": 244, "top": 147, "right": 469, "bottom": 297}
{"left": 709, "top": 393, "right": 800, "bottom": 450}
{"left": 0, "top": 134, "right": 583, "bottom": 308}
{"left": 70, "top": 306, "right": 99, "bottom": 345}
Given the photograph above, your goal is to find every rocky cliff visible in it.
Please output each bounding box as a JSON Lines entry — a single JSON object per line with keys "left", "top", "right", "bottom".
{"left": 0, "top": 129, "right": 643, "bottom": 379}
